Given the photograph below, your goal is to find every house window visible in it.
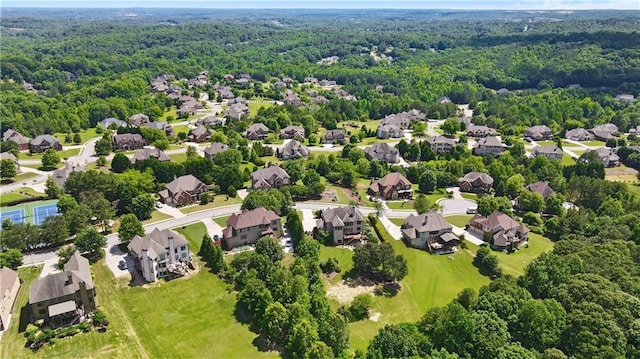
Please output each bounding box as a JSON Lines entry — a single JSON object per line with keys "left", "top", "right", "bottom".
{"left": 241, "top": 235, "right": 247, "bottom": 240}
{"left": 174, "top": 248, "right": 178, "bottom": 253}
{"left": 182, "top": 253, "right": 187, "bottom": 258}
{"left": 181, "top": 246, "right": 186, "bottom": 251}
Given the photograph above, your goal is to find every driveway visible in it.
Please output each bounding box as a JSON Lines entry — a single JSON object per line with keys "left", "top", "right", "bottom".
{"left": 378, "top": 216, "right": 402, "bottom": 240}
{"left": 438, "top": 198, "right": 477, "bottom": 216}
{"left": 104, "top": 242, "right": 134, "bottom": 279}
{"left": 156, "top": 204, "right": 184, "bottom": 219}
{"left": 202, "top": 217, "right": 223, "bottom": 238}
{"left": 39, "top": 258, "right": 60, "bottom": 277}
{"left": 300, "top": 209, "right": 317, "bottom": 232}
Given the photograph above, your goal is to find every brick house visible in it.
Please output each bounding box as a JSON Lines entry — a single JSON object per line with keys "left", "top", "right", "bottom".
{"left": 222, "top": 207, "right": 282, "bottom": 250}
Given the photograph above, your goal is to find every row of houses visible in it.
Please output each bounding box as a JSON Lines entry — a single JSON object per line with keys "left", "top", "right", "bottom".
{"left": 2, "top": 130, "right": 63, "bottom": 153}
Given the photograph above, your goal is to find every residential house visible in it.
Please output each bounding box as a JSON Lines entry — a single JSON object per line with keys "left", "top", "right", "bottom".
{"left": 130, "top": 148, "right": 170, "bottom": 165}
{"left": 280, "top": 140, "right": 309, "bottom": 160}
{"left": 283, "top": 90, "right": 301, "bottom": 106}
{"left": 426, "top": 136, "right": 456, "bottom": 153}
{"left": 0, "top": 152, "right": 20, "bottom": 173}
{"left": 158, "top": 174, "right": 209, "bottom": 206}
{"left": 30, "top": 135, "right": 62, "bottom": 153}
{"left": 496, "top": 88, "right": 509, "bottom": 95}
{"left": 380, "top": 113, "right": 411, "bottom": 129}
{"left": 243, "top": 123, "right": 270, "bottom": 140}
{"left": 128, "top": 228, "right": 190, "bottom": 283}
{"left": 313, "top": 96, "right": 329, "bottom": 105}
{"left": 98, "top": 118, "right": 126, "bottom": 130}
{"left": 473, "top": 136, "right": 506, "bottom": 156}
{"left": 588, "top": 147, "right": 620, "bottom": 167}
{"left": 147, "top": 121, "right": 174, "bottom": 136}
{"left": 203, "top": 142, "right": 229, "bottom": 160}
{"left": 29, "top": 253, "right": 97, "bottom": 324}
{"left": 226, "top": 103, "right": 249, "bottom": 119}
{"left": 323, "top": 129, "right": 346, "bottom": 145}
{"left": 458, "top": 172, "right": 494, "bottom": 193}
{"left": 280, "top": 125, "right": 305, "bottom": 140}
{"left": 319, "top": 79, "right": 337, "bottom": 87}
{"left": 466, "top": 125, "right": 497, "bottom": 138}
{"left": 565, "top": 128, "right": 594, "bottom": 142}
{"left": 436, "top": 96, "right": 452, "bottom": 104}
{"left": 52, "top": 163, "right": 87, "bottom": 188}
{"left": 304, "top": 77, "right": 319, "bottom": 84}
{"left": 112, "top": 133, "right": 145, "bottom": 151}
{"left": 222, "top": 207, "right": 282, "bottom": 250}
{"left": 251, "top": 165, "right": 291, "bottom": 190}
{"left": 215, "top": 85, "right": 235, "bottom": 99}
{"left": 468, "top": 211, "right": 530, "bottom": 251}
{"left": 629, "top": 125, "right": 640, "bottom": 135}
{"left": 316, "top": 206, "right": 365, "bottom": 245}
{"left": 188, "top": 125, "right": 213, "bottom": 143}
{"left": 589, "top": 123, "right": 619, "bottom": 141}
{"left": 368, "top": 172, "right": 413, "bottom": 200}
{"left": 0, "top": 267, "right": 20, "bottom": 330}
{"left": 532, "top": 145, "right": 563, "bottom": 160}
{"left": 283, "top": 77, "right": 294, "bottom": 84}
{"left": 2, "top": 129, "right": 30, "bottom": 151}
{"left": 128, "top": 113, "right": 149, "bottom": 127}
{"left": 273, "top": 81, "right": 287, "bottom": 89}
{"left": 401, "top": 211, "right": 457, "bottom": 252}
{"left": 376, "top": 124, "right": 404, "bottom": 139}
{"left": 197, "top": 115, "right": 224, "bottom": 127}
{"left": 615, "top": 94, "right": 636, "bottom": 103}
{"left": 364, "top": 142, "right": 399, "bottom": 163}
{"left": 525, "top": 181, "right": 555, "bottom": 199}
{"left": 524, "top": 125, "right": 553, "bottom": 141}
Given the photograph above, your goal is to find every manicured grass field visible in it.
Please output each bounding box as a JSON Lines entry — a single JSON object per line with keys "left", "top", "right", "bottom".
{"left": 213, "top": 215, "right": 231, "bottom": 228}
{"left": 25, "top": 148, "right": 81, "bottom": 161}
{"left": 460, "top": 192, "right": 477, "bottom": 201}
{"left": 561, "top": 152, "right": 576, "bottom": 166}
{"left": 248, "top": 101, "right": 275, "bottom": 117}
{"left": 0, "top": 192, "right": 29, "bottom": 206}
{"left": 386, "top": 201, "right": 413, "bottom": 210}
{"left": 141, "top": 210, "right": 172, "bottom": 225}
{"left": 175, "top": 222, "right": 208, "bottom": 252}
{"left": 582, "top": 140, "right": 606, "bottom": 147}
{"left": 466, "top": 232, "right": 554, "bottom": 277}
{"left": 180, "top": 195, "right": 242, "bottom": 214}
{"left": 53, "top": 128, "right": 99, "bottom": 145}
{"left": 170, "top": 125, "right": 191, "bottom": 135}
{"left": 319, "top": 245, "right": 354, "bottom": 284}
{"left": 10, "top": 172, "right": 38, "bottom": 183}
{"left": 159, "top": 106, "right": 178, "bottom": 121}
{"left": 444, "top": 214, "right": 473, "bottom": 228}
{"left": 167, "top": 152, "right": 187, "bottom": 163}
{"left": 388, "top": 217, "right": 405, "bottom": 226}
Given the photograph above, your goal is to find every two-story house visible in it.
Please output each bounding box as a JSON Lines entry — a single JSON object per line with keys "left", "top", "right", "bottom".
{"left": 368, "top": 172, "right": 413, "bottom": 200}
{"left": 243, "top": 123, "right": 270, "bottom": 140}
{"left": 188, "top": 125, "right": 213, "bottom": 143}
{"left": 29, "top": 253, "right": 97, "bottom": 324}
{"left": 565, "top": 128, "right": 594, "bottom": 142}
{"left": 316, "top": 206, "right": 365, "bottom": 245}
{"left": 0, "top": 267, "right": 20, "bottom": 330}
{"left": 468, "top": 211, "right": 530, "bottom": 251}
{"left": 30, "top": 135, "right": 62, "bottom": 153}
{"left": 251, "top": 165, "right": 291, "bottom": 190}
{"left": 131, "top": 148, "right": 170, "bottom": 165}
{"left": 532, "top": 145, "right": 563, "bottom": 160}
{"left": 364, "top": 142, "right": 399, "bottom": 163}
{"left": 2, "top": 129, "right": 30, "bottom": 151}
{"left": 425, "top": 136, "right": 456, "bottom": 154}
{"left": 524, "top": 125, "right": 553, "bottom": 141}
{"left": 128, "top": 228, "right": 190, "bottom": 283}
{"left": 158, "top": 174, "right": 209, "bottom": 206}
{"left": 473, "top": 136, "right": 506, "bottom": 156}
{"left": 323, "top": 129, "right": 346, "bottom": 144}
{"left": 466, "top": 125, "right": 497, "bottom": 138}
{"left": 280, "top": 140, "right": 309, "bottom": 160}
{"left": 401, "top": 211, "right": 458, "bottom": 252}
{"left": 280, "top": 125, "right": 305, "bottom": 140}
{"left": 112, "top": 133, "right": 146, "bottom": 151}
{"left": 203, "top": 142, "right": 229, "bottom": 160}
{"left": 458, "top": 172, "right": 494, "bottom": 193}
{"left": 222, "top": 207, "right": 282, "bottom": 250}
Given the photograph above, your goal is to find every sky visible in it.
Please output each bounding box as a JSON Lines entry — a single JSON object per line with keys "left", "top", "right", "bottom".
{"left": 1, "top": 0, "right": 638, "bottom": 9}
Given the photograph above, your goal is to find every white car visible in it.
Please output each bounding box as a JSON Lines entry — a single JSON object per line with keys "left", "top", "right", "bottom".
{"left": 155, "top": 201, "right": 163, "bottom": 208}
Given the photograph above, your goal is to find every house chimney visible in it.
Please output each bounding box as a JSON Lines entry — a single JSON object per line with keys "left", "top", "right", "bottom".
{"left": 66, "top": 272, "right": 73, "bottom": 284}
{"left": 168, "top": 235, "right": 175, "bottom": 264}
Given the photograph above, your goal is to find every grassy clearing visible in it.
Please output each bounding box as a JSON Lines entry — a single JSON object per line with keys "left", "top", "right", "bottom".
{"left": 171, "top": 125, "right": 191, "bottom": 135}
{"left": 0, "top": 189, "right": 48, "bottom": 208}
{"left": 54, "top": 128, "right": 99, "bottom": 145}
{"left": 248, "top": 102, "right": 275, "bottom": 117}
{"left": 11, "top": 172, "right": 38, "bottom": 183}
{"left": 444, "top": 215, "right": 473, "bottom": 228}
{"left": 386, "top": 201, "right": 413, "bottom": 210}
{"left": 0, "top": 192, "right": 29, "bottom": 206}
{"left": 460, "top": 192, "right": 477, "bottom": 201}
{"left": 167, "top": 152, "right": 187, "bottom": 163}
{"left": 213, "top": 215, "right": 231, "bottom": 228}
{"left": 159, "top": 107, "right": 178, "bottom": 122}
{"left": 319, "top": 246, "right": 354, "bottom": 284}
{"left": 466, "top": 232, "right": 554, "bottom": 277}
{"left": 141, "top": 210, "right": 172, "bottom": 225}
{"left": 180, "top": 195, "right": 242, "bottom": 214}
{"left": 175, "top": 222, "right": 208, "bottom": 253}
{"left": 582, "top": 140, "right": 606, "bottom": 147}
{"left": 561, "top": 152, "right": 576, "bottom": 166}
{"left": 25, "top": 148, "right": 81, "bottom": 161}
{"left": 605, "top": 165, "right": 639, "bottom": 183}
{"left": 388, "top": 217, "right": 405, "bottom": 226}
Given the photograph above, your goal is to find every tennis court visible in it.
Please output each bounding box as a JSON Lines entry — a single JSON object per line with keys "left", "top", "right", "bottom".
{"left": 0, "top": 208, "right": 25, "bottom": 224}
{"left": 33, "top": 203, "right": 60, "bottom": 225}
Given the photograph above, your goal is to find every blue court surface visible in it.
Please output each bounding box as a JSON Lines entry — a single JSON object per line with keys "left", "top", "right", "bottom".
{"left": 0, "top": 208, "right": 25, "bottom": 224}
{"left": 33, "top": 204, "right": 60, "bottom": 225}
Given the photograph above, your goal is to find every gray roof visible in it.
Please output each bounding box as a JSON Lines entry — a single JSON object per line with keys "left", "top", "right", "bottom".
{"left": 320, "top": 205, "right": 364, "bottom": 228}
{"left": 0, "top": 267, "right": 19, "bottom": 297}
{"left": 29, "top": 253, "right": 94, "bottom": 304}
{"left": 533, "top": 145, "right": 563, "bottom": 156}
{"left": 426, "top": 135, "right": 456, "bottom": 146}
{"left": 565, "top": 128, "right": 593, "bottom": 140}
{"left": 30, "top": 134, "right": 60, "bottom": 147}
{"left": 402, "top": 211, "right": 452, "bottom": 239}
{"left": 52, "top": 163, "right": 87, "bottom": 188}
{"left": 524, "top": 125, "right": 552, "bottom": 137}
{"left": 280, "top": 126, "right": 305, "bottom": 139}
{"left": 0, "top": 152, "right": 18, "bottom": 163}
{"left": 128, "top": 228, "right": 188, "bottom": 260}
{"left": 165, "top": 175, "right": 206, "bottom": 194}
{"left": 365, "top": 142, "right": 398, "bottom": 160}
{"left": 459, "top": 172, "right": 494, "bottom": 185}
{"left": 476, "top": 136, "right": 504, "bottom": 147}
{"left": 324, "top": 129, "right": 345, "bottom": 140}
{"left": 98, "top": 118, "right": 126, "bottom": 129}
{"left": 281, "top": 140, "right": 309, "bottom": 158}
{"left": 131, "top": 148, "right": 170, "bottom": 164}
{"left": 526, "top": 181, "right": 555, "bottom": 198}
{"left": 252, "top": 165, "right": 290, "bottom": 184}
{"left": 3, "top": 129, "right": 30, "bottom": 144}
{"left": 467, "top": 125, "right": 497, "bottom": 136}
{"left": 204, "top": 142, "right": 229, "bottom": 157}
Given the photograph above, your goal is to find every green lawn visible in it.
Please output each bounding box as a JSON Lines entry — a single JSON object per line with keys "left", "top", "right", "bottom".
{"left": 248, "top": 102, "right": 275, "bottom": 117}
{"left": 141, "top": 210, "right": 172, "bottom": 225}
{"left": 10, "top": 172, "right": 37, "bottom": 183}
{"left": 0, "top": 189, "right": 48, "bottom": 207}
{"left": 0, "top": 192, "right": 29, "bottom": 206}
{"left": 346, "top": 235, "right": 490, "bottom": 351}
{"left": 167, "top": 152, "right": 188, "bottom": 163}
{"left": 466, "top": 232, "right": 554, "bottom": 277}
{"left": 25, "top": 148, "right": 81, "bottom": 161}
{"left": 171, "top": 125, "right": 191, "bottom": 135}
{"left": 213, "top": 215, "right": 231, "bottom": 228}
{"left": 175, "top": 222, "right": 208, "bottom": 253}
{"left": 388, "top": 217, "right": 405, "bottom": 226}
{"left": 444, "top": 215, "right": 473, "bottom": 228}
{"left": 582, "top": 140, "right": 606, "bottom": 147}
{"left": 159, "top": 106, "right": 178, "bottom": 121}
{"left": 460, "top": 192, "right": 477, "bottom": 201}
{"left": 54, "top": 128, "right": 100, "bottom": 145}
{"left": 386, "top": 201, "right": 413, "bottom": 210}
{"left": 561, "top": 152, "right": 576, "bottom": 166}
{"left": 180, "top": 195, "right": 242, "bottom": 214}
{"left": 319, "top": 246, "right": 355, "bottom": 284}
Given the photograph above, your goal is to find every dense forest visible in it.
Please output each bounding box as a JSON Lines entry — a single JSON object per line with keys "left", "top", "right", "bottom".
{"left": 1, "top": 8, "right": 640, "bottom": 359}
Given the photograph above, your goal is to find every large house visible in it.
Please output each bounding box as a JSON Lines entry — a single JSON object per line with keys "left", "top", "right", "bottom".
{"left": 30, "top": 135, "right": 62, "bottom": 153}
{"left": 1, "top": 267, "right": 20, "bottom": 330}
{"left": 368, "top": 172, "right": 413, "bottom": 200}
{"left": 376, "top": 124, "right": 404, "bottom": 139}
{"left": 128, "top": 228, "right": 190, "bottom": 283}
{"left": 243, "top": 123, "right": 270, "bottom": 140}
{"left": 147, "top": 121, "right": 174, "bottom": 136}
{"left": 280, "top": 140, "right": 309, "bottom": 160}
{"left": 226, "top": 103, "right": 250, "bottom": 119}
{"left": 615, "top": 94, "right": 636, "bottom": 103}
{"left": 2, "top": 129, "right": 30, "bottom": 151}
{"left": 458, "top": 172, "right": 494, "bottom": 193}
{"left": 587, "top": 147, "right": 620, "bottom": 167}
{"left": 128, "top": 113, "right": 150, "bottom": 127}
{"left": 323, "top": 129, "right": 346, "bottom": 144}
{"left": 98, "top": 118, "right": 126, "bottom": 130}
{"left": 401, "top": 211, "right": 458, "bottom": 252}
{"left": 473, "top": 136, "right": 506, "bottom": 156}
{"left": 589, "top": 123, "right": 619, "bottom": 141}
{"left": 251, "top": 165, "right": 291, "bottom": 190}
{"left": 468, "top": 211, "right": 530, "bottom": 251}
{"left": 158, "top": 175, "right": 209, "bottom": 206}
{"left": 524, "top": 125, "right": 553, "bottom": 141}
{"left": 222, "top": 207, "right": 282, "bottom": 250}
{"left": 112, "top": 133, "right": 145, "bottom": 151}
{"left": 364, "top": 142, "right": 399, "bottom": 163}
{"left": 565, "top": 128, "right": 594, "bottom": 142}
{"left": 532, "top": 145, "right": 563, "bottom": 160}
{"left": 467, "top": 125, "right": 497, "bottom": 138}
{"left": 280, "top": 125, "right": 305, "bottom": 140}
{"left": 52, "top": 163, "right": 86, "bottom": 188}
{"left": 131, "top": 148, "right": 170, "bottom": 165}
{"left": 525, "top": 181, "right": 555, "bottom": 199}
{"left": 316, "top": 206, "right": 365, "bottom": 245}
{"left": 426, "top": 136, "right": 456, "bottom": 153}
{"left": 29, "top": 253, "right": 97, "bottom": 324}
{"left": 203, "top": 142, "right": 229, "bottom": 160}
{"left": 188, "top": 125, "right": 213, "bottom": 143}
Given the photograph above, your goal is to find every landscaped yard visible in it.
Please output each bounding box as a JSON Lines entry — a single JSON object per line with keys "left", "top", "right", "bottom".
{"left": 561, "top": 152, "right": 576, "bottom": 166}
{"left": 248, "top": 101, "right": 275, "bottom": 117}
{"left": 141, "top": 210, "right": 172, "bottom": 225}
{"left": 53, "top": 128, "right": 99, "bottom": 145}
{"left": 388, "top": 217, "right": 405, "bottom": 226}
{"left": 180, "top": 195, "right": 242, "bottom": 214}
{"left": 167, "top": 152, "right": 188, "bottom": 163}
{"left": 171, "top": 124, "right": 191, "bottom": 135}
{"left": 10, "top": 172, "right": 38, "bottom": 183}
{"left": 213, "top": 215, "right": 231, "bottom": 228}
{"left": 386, "top": 201, "right": 413, "bottom": 210}
{"left": 444, "top": 214, "right": 473, "bottom": 228}
{"left": 25, "top": 148, "right": 81, "bottom": 161}
{"left": 175, "top": 222, "right": 208, "bottom": 252}
{"left": 460, "top": 192, "right": 477, "bottom": 201}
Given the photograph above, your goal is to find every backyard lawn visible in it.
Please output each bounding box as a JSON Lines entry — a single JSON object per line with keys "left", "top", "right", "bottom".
{"left": 561, "top": 152, "right": 576, "bottom": 166}
{"left": 25, "top": 148, "right": 81, "bottom": 161}
{"left": 170, "top": 124, "right": 191, "bottom": 135}
{"left": 444, "top": 214, "right": 473, "bottom": 228}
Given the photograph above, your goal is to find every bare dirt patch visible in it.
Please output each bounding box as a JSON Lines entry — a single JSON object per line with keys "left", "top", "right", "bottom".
{"left": 341, "top": 187, "right": 365, "bottom": 206}
{"left": 319, "top": 190, "right": 338, "bottom": 202}
{"left": 326, "top": 277, "right": 378, "bottom": 304}
{"left": 369, "top": 311, "right": 381, "bottom": 322}
{"left": 605, "top": 166, "right": 639, "bottom": 183}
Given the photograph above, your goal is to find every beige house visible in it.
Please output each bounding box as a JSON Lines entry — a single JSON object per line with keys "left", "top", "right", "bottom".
{"left": 158, "top": 175, "right": 209, "bottom": 206}
{"left": 565, "top": 128, "right": 594, "bottom": 142}
{"left": 532, "top": 145, "right": 563, "bottom": 160}
{"left": 1, "top": 267, "right": 20, "bottom": 330}
{"left": 29, "top": 253, "right": 97, "bottom": 324}
{"left": 469, "top": 211, "right": 529, "bottom": 251}
{"left": 426, "top": 135, "right": 456, "bottom": 153}
{"left": 466, "top": 125, "right": 497, "bottom": 137}
{"left": 524, "top": 125, "right": 553, "bottom": 140}
{"left": 243, "top": 123, "right": 270, "bottom": 140}
{"left": 323, "top": 129, "right": 346, "bottom": 144}
{"left": 364, "top": 142, "right": 399, "bottom": 163}
{"left": 368, "top": 172, "right": 413, "bottom": 200}
{"left": 222, "top": 207, "right": 282, "bottom": 250}
{"left": 203, "top": 142, "right": 229, "bottom": 160}
{"left": 128, "top": 228, "right": 190, "bottom": 283}
{"left": 251, "top": 165, "right": 291, "bottom": 190}
{"left": 473, "top": 136, "right": 506, "bottom": 156}
{"left": 316, "top": 206, "right": 365, "bottom": 245}
{"left": 401, "top": 211, "right": 457, "bottom": 252}
{"left": 30, "top": 135, "right": 62, "bottom": 153}
{"left": 280, "top": 125, "right": 305, "bottom": 140}
{"left": 458, "top": 172, "right": 494, "bottom": 193}
{"left": 280, "top": 140, "right": 309, "bottom": 160}
{"left": 131, "top": 148, "right": 170, "bottom": 165}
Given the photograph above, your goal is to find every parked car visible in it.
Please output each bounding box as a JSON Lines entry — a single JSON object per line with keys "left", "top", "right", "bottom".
{"left": 155, "top": 201, "right": 163, "bottom": 208}
{"left": 118, "top": 260, "right": 128, "bottom": 270}
{"left": 466, "top": 207, "right": 477, "bottom": 214}
{"left": 285, "top": 240, "right": 292, "bottom": 247}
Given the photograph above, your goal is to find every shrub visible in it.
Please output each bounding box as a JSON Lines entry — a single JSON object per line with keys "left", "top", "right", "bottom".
{"left": 320, "top": 257, "right": 342, "bottom": 273}
{"left": 349, "top": 293, "right": 373, "bottom": 321}
{"left": 200, "top": 192, "right": 212, "bottom": 205}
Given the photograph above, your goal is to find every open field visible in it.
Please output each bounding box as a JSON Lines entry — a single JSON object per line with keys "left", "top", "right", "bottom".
{"left": 605, "top": 165, "right": 639, "bottom": 183}
{"left": 53, "top": 128, "right": 99, "bottom": 145}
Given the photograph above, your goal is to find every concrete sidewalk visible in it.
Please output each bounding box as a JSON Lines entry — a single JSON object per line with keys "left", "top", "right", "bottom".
{"left": 378, "top": 216, "right": 402, "bottom": 240}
